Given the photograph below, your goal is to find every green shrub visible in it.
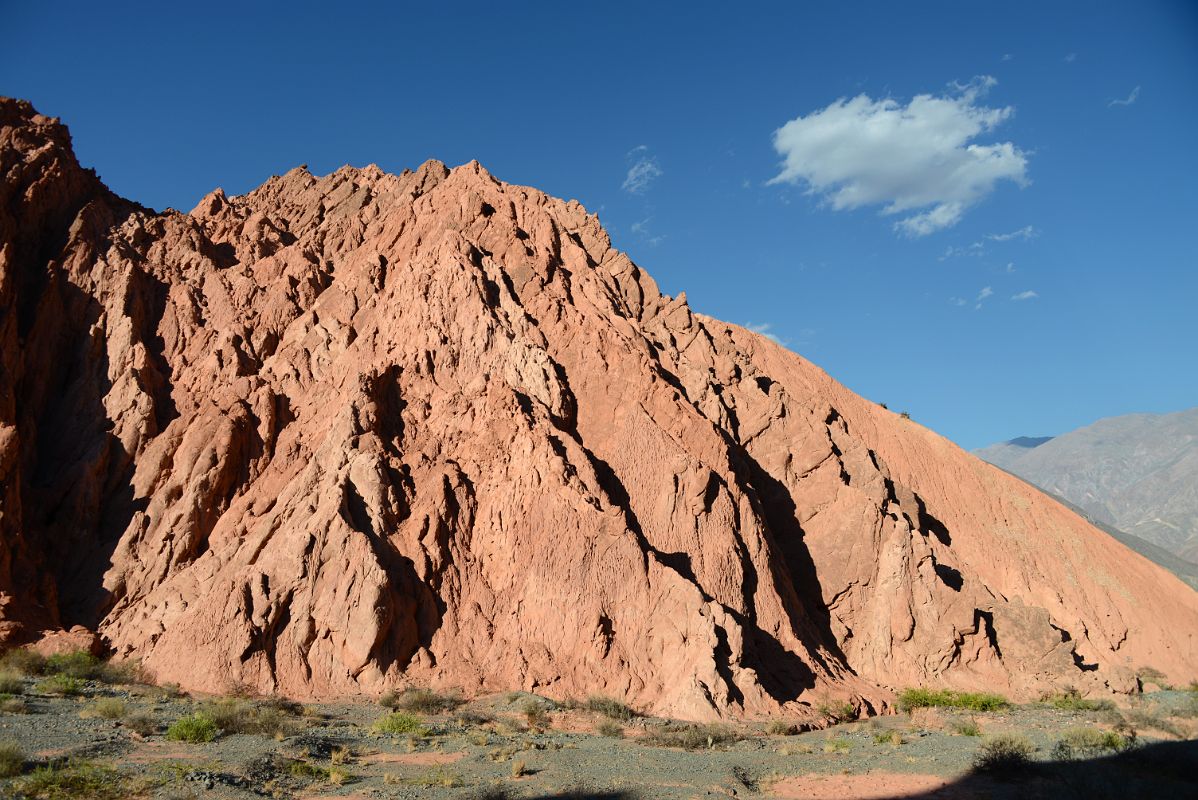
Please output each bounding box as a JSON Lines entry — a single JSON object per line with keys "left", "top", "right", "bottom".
{"left": 584, "top": 695, "right": 637, "bottom": 721}
{"left": 197, "top": 697, "right": 295, "bottom": 736}
{"left": 1042, "top": 688, "right": 1115, "bottom": 712}
{"left": 371, "top": 712, "right": 429, "bottom": 736}
{"left": 289, "top": 760, "right": 331, "bottom": 780}
{"left": 166, "top": 713, "right": 219, "bottom": 742}
{"left": 898, "top": 688, "right": 1009, "bottom": 713}
{"left": 0, "top": 741, "right": 25, "bottom": 778}
{"left": 596, "top": 719, "right": 624, "bottom": 738}
{"left": 0, "top": 648, "right": 46, "bottom": 676}
{"left": 1051, "top": 727, "right": 1132, "bottom": 759}
{"left": 43, "top": 651, "right": 102, "bottom": 680}
{"left": 380, "top": 687, "right": 463, "bottom": 713}
{"left": 35, "top": 674, "right": 82, "bottom": 696}
{"left": 972, "top": 734, "right": 1034, "bottom": 774}
{"left": 0, "top": 671, "right": 24, "bottom": 695}
{"left": 816, "top": 699, "right": 858, "bottom": 722}
{"left": 642, "top": 723, "right": 739, "bottom": 750}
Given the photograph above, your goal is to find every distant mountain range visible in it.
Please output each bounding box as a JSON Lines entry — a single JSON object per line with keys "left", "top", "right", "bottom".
{"left": 975, "top": 407, "right": 1198, "bottom": 570}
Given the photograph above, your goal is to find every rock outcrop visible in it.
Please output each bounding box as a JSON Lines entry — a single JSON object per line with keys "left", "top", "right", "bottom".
{"left": 2, "top": 98, "right": 1196, "bottom": 720}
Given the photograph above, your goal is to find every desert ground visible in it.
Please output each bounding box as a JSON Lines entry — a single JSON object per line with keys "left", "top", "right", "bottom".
{"left": 1, "top": 651, "right": 1195, "bottom": 799}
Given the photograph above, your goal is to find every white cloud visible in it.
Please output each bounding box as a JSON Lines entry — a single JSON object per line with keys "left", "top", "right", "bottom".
{"left": 623, "top": 148, "right": 662, "bottom": 194}
{"left": 769, "top": 76, "right": 1029, "bottom": 237}
{"left": 1109, "top": 86, "right": 1141, "bottom": 107}
{"left": 1011, "top": 290, "right": 1039, "bottom": 300}
{"left": 940, "top": 241, "right": 986, "bottom": 260}
{"left": 941, "top": 225, "right": 1037, "bottom": 259}
{"left": 986, "top": 224, "right": 1037, "bottom": 241}
{"left": 950, "top": 296, "right": 968, "bottom": 306}
{"left": 1065, "top": 52, "right": 1077, "bottom": 63}
{"left": 1006, "top": 262, "right": 1016, "bottom": 273}
{"left": 977, "top": 286, "right": 993, "bottom": 301}
{"left": 744, "top": 321, "right": 786, "bottom": 345}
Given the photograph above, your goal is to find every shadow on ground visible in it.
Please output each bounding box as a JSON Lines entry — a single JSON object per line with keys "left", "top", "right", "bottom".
{"left": 767, "top": 739, "right": 1198, "bottom": 800}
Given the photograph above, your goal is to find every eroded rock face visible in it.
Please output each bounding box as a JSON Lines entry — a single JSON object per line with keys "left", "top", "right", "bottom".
{"left": 2, "top": 98, "right": 1196, "bottom": 719}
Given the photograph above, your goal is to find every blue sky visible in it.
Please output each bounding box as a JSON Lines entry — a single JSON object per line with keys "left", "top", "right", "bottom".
{"left": 4, "top": 1, "right": 1196, "bottom": 449}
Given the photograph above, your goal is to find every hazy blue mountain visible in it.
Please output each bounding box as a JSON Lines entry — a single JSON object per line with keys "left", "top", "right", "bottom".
{"left": 975, "top": 407, "right": 1198, "bottom": 563}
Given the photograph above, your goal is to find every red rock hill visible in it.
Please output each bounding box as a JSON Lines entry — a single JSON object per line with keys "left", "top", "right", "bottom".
{"left": 2, "top": 98, "right": 1195, "bottom": 720}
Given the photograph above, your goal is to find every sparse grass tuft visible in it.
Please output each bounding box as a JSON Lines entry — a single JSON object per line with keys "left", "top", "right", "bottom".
{"left": 84, "top": 698, "right": 126, "bottom": 720}
{"left": 288, "top": 759, "right": 351, "bottom": 784}
{"left": 380, "top": 687, "right": 463, "bottom": 713}
{"left": 0, "top": 696, "right": 30, "bottom": 714}
{"left": 1042, "top": 688, "right": 1115, "bottom": 712}
{"left": 125, "top": 712, "right": 157, "bottom": 736}
{"left": 521, "top": 699, "right": 549, "bottom": 730}
{"left": 972, "top": 734, "right": 1034, "bottom": 775}
{"left": 584, "top": 695, "right": 637, "bottom": 721}
{"left": 643, "top": 723, "right": 739, "bottom": 750}
{"left": 12, "top": 760, "right": 140, "bottom": 800}
{"left": 873, "top": 730, "right": 904, "bottom": 746}
{"left": 1136, "top": 666, "right": 1169, "bottom": 689}
{"left": 1051, "top": 726, "right": 1133, "bottom": 759}
{"left": 951, "top": 718, "right": 981, "bottom": 736}
{"left": 35, "top": 674, "right": 82, "bottom": 696}
{"left": 0, "top": 671, "right": 24, "bottom": 695}
{"left": 0, "top": 741, "right": 25, "bottom": 778}
{"left": 823, "top": 735, "right": 853, "bottom": 753}
{"left": 511, "top": 759, "right": 527, "bottom": 777}
{"left": 596, "top": 719, "right": 624, "bottom": 738}
{"left": 898, "top": 688, "right": 1009, "bottom": 713}
{"left": 371, "top": 712, "right": 429, "bottom": 736}
{"left": 1123, "top": 706, "right": 1183, "bottom": 737}
{"left": 166, "top": 713, "right": 219, "bottom": 743}
{"left": 766, "top": 720, "right": 800, "bottom": 736}
{"left": 408, "top": 766, "right": 463, "bottom": 787}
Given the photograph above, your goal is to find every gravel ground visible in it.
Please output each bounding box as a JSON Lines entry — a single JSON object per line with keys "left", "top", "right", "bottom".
{"left": 1, "top": 677, "right": 1196, "bottom": 799}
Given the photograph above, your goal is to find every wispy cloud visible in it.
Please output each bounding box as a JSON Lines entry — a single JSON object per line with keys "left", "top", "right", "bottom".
{"left": 974, "top": 286, "right": 993, "bottom": 310}
{"left": 769, "top": 76, "right": 1029, "bottom": 237}
{"left": 1064, "top": 52, "right": 1077, "bottom": 63}
{"left": 623, "top": 147, "right": 662, "bottom": 194}
{"left": 940, "top": 242, "right": 986, "bottom": 260}
{"left": 986, "top": 225, "right": 1037, "bottom": 242}
{"left": 1011, "top": 290, "right": 1039, "bottom": 300}
{"left": 1002, "top": 53, "right": 1014, "bottom": 61}
{"left": 940, "top": 225, "right": 1037, "bottom": 260}
{"left": 744, "top": 321, "right": 787, "bottom": 345}
{"left": 1108, "top": 86, "right": 1141, "bottom": 107}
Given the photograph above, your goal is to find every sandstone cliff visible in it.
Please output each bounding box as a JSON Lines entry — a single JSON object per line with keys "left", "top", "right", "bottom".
{"left": 2, "top": 98, "right": 1196, "bottom": 720}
